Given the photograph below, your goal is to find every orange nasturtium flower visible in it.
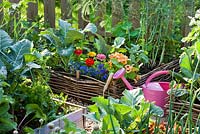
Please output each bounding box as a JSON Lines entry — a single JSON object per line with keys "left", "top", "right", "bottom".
{"left": 88, "top": 52, "right": 96, "bottom": 57}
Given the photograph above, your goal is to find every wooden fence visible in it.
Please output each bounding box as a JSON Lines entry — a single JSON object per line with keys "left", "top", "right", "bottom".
{"left": 0, "top": 0, "right": 195, "bottom": 36}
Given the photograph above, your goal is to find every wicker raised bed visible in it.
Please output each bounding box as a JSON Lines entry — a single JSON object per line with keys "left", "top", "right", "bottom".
{"left": 49, "top": 60, "right": 179, "bottom": 102}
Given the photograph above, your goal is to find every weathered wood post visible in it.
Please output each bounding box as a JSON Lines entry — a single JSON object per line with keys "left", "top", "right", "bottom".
{"left": 182, "top": 1, "right": 194, "bottom": 37}
{"left": 44, "top": 0, "right": 55, "bottom": 28}
{"left": 9, "top": 0, "right": 20, "bottom": 34}
{"left": 0, "top": 0, "right": 3, "bottom": 22}
{"left": 78, "top": 0, "right": 87, "bottom": 29}
{"left": 61, "top": 0, "right": 71, "bottom": 20}
{"left": 27, "top": 2, "right": 38, "bottom": 22}
{"left": 112, "top": 0, "right": 124, "bottom": 26}
{"left": 95, "top": 0, "right": 106, "bottom": 35}
{"left": 128, "top": 0, "right": 140, "bottom": 28}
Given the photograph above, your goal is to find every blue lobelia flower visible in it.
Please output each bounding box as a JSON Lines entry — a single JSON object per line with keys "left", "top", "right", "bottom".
{"left": 80, "top": 65, "right": 88, "bottom": 75}
{"left": 101, "top": 74, "right": 108, "bottom": 81}
{"left": 97, "top": 63, "right": 104, "bottom": 69}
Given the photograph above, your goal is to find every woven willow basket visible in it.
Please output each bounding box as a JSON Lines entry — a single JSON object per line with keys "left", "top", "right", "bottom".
{"left": 49, "top": 70, "right": 124, "bottom": 102}
{"left": 49, "top": 60, "right": 179, "bottom": 102}
{"left": 165, "top": 98, "right": 200, "bottom": 122}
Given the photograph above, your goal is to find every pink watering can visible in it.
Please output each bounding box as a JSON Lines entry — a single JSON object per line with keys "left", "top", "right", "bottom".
{"left": 113, "top": 68, "right": 170, "bottom": 110}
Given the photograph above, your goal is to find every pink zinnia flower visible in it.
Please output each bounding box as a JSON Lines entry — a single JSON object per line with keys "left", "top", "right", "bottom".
{"left": 96, "top": 54, "right": 106, "bottom": 61}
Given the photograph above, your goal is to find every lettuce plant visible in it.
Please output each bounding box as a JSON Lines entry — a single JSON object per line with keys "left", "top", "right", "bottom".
{"left": 86, "top": 89, "right": 163, "bottom": 134}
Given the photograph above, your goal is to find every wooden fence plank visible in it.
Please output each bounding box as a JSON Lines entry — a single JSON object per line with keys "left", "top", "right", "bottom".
{"left": 95, "top": 1, "right": 106, "bottom": 35}
{"left": 128, "top": 0, "right": 140, "bottom": 28}
{"left": 182, "top": 1, "right": 194, "bottom": 37}
{"left": 61, "top": 0, "right": 71, "bottom": 20}
{"left": 44, "top": 0, "right": 55, "bottom": 28}
{"left": 9, "top": 0, "right": 19, "bottom": 3}
{"left": 112, "top": 0, "right": 124, "bottom": 26}
{"left": 0, "top": 0, "right": 3, "bottom": 22}
{"left": 9, "top": 0, "right": 20, "bottom": 34}
{"left": 27, "top": 2, "right": 38, "bottom": 22}
{"left": 78, "top": 0, "right": 88, "bottom": 29}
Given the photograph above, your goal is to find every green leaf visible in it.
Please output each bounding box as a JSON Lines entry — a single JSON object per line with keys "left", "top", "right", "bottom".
{"left": 195, "top": 41, "right": 200, "bottom": 60}
{"left": 58, "top": 45, "right": 74, "bottom": 56}
{"left": 113, "top": 37, "right": 125, "bottom": 48}
{"left": 23, "top": 127, "right": 34, "bottom": 134}
{"left": 84, "top": 113, "right": 100, "bottom": 122}
{"left": 113, "top": 104, "right": 132, "bottom": 115}
{"left": 181, "top": 68, "right": 193, "bottom": 79}
{"left": 0, "top": 117, "right": 17, "bottom": 132}
{"left": 180, "top": 53, "right": 192, "bottom": 71}
{"left": 26, "top": 62, "right": 41, "bottom": 69}
{"left": 149, "top": 103, "right": 164, "bottom": 117}
{"left": 25, "top": 104, "right": 47, "bottom": 120}
{"left": 8, "top": 39, "right": 33, "bottom": 71}
{"left": 0, "top": 101, "right": 9, "bottom": 116}
{"left": 40, "top": 30, "right": 62, "bottom": 46}
{"left": 168, "top": 88, "right": 188, "bottom": 97}
{"left": 102, "top": 114, "right": 120, "bottom": 133}
{"left": 88, "top": 104, "right": 101, "bottom": 121}
{"left": 24, "top": 54, "right": 37, "bottom": 63}
{"left": 0, "top": 29, "right": 13, "bottom": 50}
{"left": 66, "top": 30, "right": 84, "bottom": 44}
{"left": 91, "top": 96, "right": 110, "bottom": 114}
{"left": 111, "top": 58, "right": 123, "bottom": 69}
{"left": 59, "top": 19, "right": 72, "bottom": 34}
{"left": 130, "top": 30, "right": 139, "bottom": 37}
{"left": 0, "top": 65, "right": 7, "bottom": 79}
{"left": 83, "top": 23, "right": 97, "bottom": 33}
{"left": 95, "top": 34, "right": 110, "bottom": 54}
{"left": 120, "top": 89, "right": 143, "bottom": 107}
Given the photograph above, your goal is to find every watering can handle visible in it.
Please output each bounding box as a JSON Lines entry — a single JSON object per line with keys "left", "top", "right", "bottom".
{"left": 145, "top": 70, "right": 169, "bottom": 86}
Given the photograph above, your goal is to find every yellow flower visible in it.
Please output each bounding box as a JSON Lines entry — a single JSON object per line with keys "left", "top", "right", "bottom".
{"left": 88, "top": 52, "right": 96, "bottom": 57}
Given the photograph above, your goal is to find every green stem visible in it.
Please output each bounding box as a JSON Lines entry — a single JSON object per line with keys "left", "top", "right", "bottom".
{"left": 188, "top": 58, "right": 199, "bottom": 133}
